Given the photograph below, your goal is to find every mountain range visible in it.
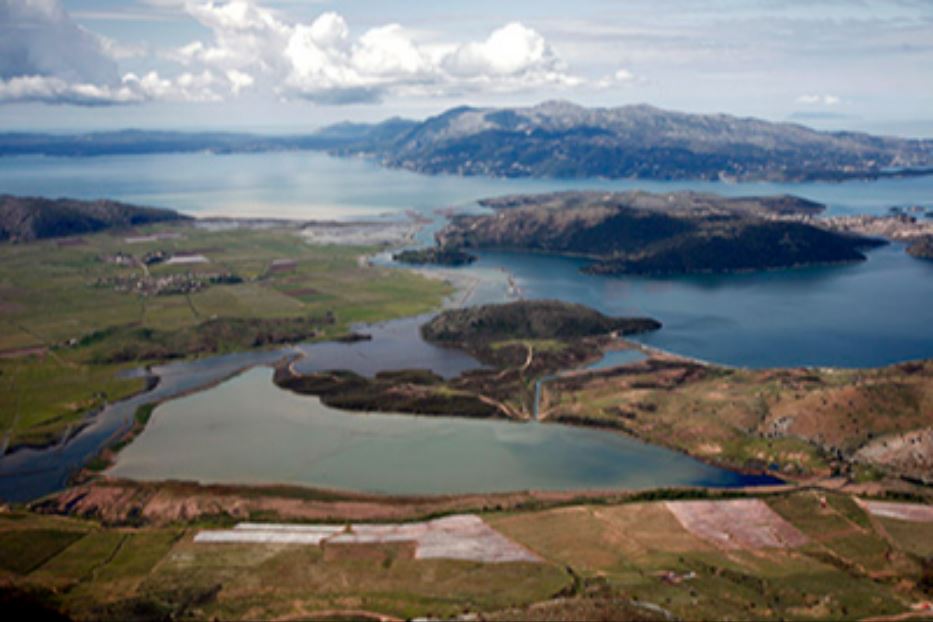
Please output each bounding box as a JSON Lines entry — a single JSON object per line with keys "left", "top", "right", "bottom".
{"left": 332, "top": 101, "right": 933, "bottom": 182}
{"left": 2, "top": 102, "right": 932, "bottom": 182}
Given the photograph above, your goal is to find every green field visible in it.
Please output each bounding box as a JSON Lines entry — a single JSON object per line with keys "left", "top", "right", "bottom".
{"left": 0, "top": 223, "right": 451, "bottom": 449}
{"left": 0, "top": 492, "right": 929, "bottom": 621}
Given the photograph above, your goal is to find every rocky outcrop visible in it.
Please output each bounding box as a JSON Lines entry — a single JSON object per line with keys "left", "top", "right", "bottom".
{"left": 907, "top": 235, "right": 933, "bottom": 260}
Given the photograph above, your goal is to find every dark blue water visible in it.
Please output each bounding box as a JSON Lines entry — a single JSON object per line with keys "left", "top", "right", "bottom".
{"left": 2, "top": 151, "right": 930, "bottom": 369}
{"left": 1, "top": 151, "right": 928, "bottom": 500}
{"left": 465, "top": 245, "right": 933, "bottom": 369}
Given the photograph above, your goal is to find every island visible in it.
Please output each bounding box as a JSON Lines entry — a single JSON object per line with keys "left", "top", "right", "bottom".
{"left": 434, "top": 190, "right": 884, "bottom": 275}
{"left": 274, "top": 298, "right": 931, "bottom": 486}
{"left": 2, "top": 199, "right": 932, "bottom": 622}
{"left": 392, "top": 247, "right": 477, "bottom": 266}
{"left": 275, "top": 300, "right": 662, "bottom": 419}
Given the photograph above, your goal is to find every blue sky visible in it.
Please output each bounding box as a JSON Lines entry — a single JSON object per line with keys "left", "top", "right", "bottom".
{"left": 2, "top": 0, "right": 932, "bottom": 135}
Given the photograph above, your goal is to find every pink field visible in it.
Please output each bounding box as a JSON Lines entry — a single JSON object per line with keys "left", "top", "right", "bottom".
{"left": 857, "top": 499, "right": 933, "bottom": 522}
{"left": 666, "top": 499, "right": 809, "bottom": 550}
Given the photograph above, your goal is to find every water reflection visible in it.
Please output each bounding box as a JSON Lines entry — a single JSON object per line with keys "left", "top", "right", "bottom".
{"left": 110, "top": 367, "right": 781, "bottom": 495}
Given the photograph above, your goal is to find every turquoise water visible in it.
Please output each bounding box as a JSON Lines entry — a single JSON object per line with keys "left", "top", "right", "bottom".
{"left": 109, "top": 367, "right": 779, "bottom": 494}
{"left": 2, "top": 151, "right": 932, "bottom": 220}
{"left": 585, "top": 349, "right": 649, "bottom": 372}
{"left": 1, "top": 151, "right": 929, "bottom": 369}
{"left": 1, "top": 151, "right": 930, "bottom": 500}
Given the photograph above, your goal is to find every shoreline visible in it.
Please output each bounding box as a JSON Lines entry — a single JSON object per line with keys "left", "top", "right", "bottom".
{"left": 3, "top": 221, "right": 929, "bottom": 506}
{"left": 28, "top": 470, "right": 931, "bottom": 528}
{"left": 90, "top": 310, "right": 930, "bottom": 504}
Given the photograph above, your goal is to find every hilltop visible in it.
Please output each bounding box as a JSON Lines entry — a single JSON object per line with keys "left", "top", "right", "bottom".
{"left": 421, "top": 299, "right": 660, "bottom": 346}
{"left": 3, "top": 102, "right": 932, "bottom": 182}
{"left": 0, "top": 195, "right": 190, "bottom": 242}
{"left": 330, "top": 101, "right": 933, "bottom": 182}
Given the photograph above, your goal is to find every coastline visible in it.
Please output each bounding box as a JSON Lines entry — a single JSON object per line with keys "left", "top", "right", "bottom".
{"left": 3, "top": 216, "right": 929, "bottom": 509}
{"left": 30, "top": 468, "right": 932, "bottom": 528}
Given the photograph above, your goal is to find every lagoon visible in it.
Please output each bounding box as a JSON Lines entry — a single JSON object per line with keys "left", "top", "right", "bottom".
{"left": 3, "top": 151, "right": 930, "bottom": 370}
{"left": 1, "top": 150, "right": 931, "bottom": 500}
{"left": 108, "top": 367, "right": 779, "bottom": 494}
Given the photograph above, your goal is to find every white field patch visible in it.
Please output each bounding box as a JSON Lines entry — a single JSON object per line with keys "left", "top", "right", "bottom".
{"left": 125, "top": 233, "right": 184, "bottom": 244}
{"left": 165, "top": 254, "right": 209, "bottom": 265}
{"left": 300, "top": 222, "right": 417, "bottom": 246}
{"left": 666, "top": 499, "right": 809, "bottom": 550}
{"left": 194, "top": 514, "right": 541, "bottom": 563}
{"left": 857, "top": 499, "right": 933, "bottom": 522}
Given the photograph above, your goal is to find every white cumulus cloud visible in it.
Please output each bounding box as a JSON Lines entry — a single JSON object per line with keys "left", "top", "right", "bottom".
{"left": 178, "top": 1, "right": 582, "bottom": 103}
{"left": 0, "top": 0, "right": 589, "bottom": 106}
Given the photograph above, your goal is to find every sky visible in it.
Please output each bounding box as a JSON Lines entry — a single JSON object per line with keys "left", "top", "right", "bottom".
{"left": 1, "top": 0, "right": 932, "bottom": 135}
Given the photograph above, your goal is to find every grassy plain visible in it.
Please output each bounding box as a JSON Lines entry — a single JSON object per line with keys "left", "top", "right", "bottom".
{"left": 0, "top": 491, "right": 930, "bottom": 621}
{"left": 0, "top": 222, "right": 451, "bottom": 449}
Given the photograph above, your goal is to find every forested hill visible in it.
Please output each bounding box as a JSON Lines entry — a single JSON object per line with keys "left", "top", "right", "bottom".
{"left": 0, "top": 195, "right": 190, "bottom": 242}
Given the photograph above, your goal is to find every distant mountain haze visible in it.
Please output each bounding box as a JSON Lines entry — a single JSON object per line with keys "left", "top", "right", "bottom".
{"left": 2, "top": 102, "right": 931, "bottom": 182}
{"left": 339, "top": 101, "right": 933, "bottom": 182}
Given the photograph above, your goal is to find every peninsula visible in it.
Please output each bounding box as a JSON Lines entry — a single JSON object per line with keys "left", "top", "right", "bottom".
{"left": 436, "top": 190, "right": 884, "bottom": 275}
{"left": 275, "top": 300, "right": 661, "bottom": 420}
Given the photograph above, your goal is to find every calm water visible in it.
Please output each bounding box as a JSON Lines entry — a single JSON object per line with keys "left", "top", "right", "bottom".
{"left": 0, "top": 317, "right": 484, "bottom": 502}
{"left": 1, "top": 151, "right": 931, "bottom": 500}
{"left": 2, "top": 152, "right": 931, "bottom": 368}
{"left": 109, "top": 367, "right": 778, "bottom": 494}
{"left": 468, "top": 246, "right": 933, "bottom": 369}
{"left": 290, "top": 314, "right": 480, "bottom": 379}
{"left": 0, "top": 349, "right": 286, "bottom": 502}
{"left": 2, "top": 151, "right": 933, "bottom": 220}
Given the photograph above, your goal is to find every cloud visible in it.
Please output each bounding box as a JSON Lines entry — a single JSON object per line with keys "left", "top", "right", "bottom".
{"left": 178, "top": 2, "right": 582, "bottom": 103}
{"left": 0, "top": 0, "right": 227, "bottom": 105}
{"left": 0, "top": 70, "right": 224, "bottom": 106}
{"left": 0, "top": 0, "right": 118, "bottom": 84}
{"left": 0, "top": 0, "right": 586, "bottom": 106}
{"left": 594, "top": 67, "right": 639, "bottom": 89}
{"left": 444, "top": 23, "right": 552, "bottom": 77}
{"left": 795, "top": 93, "right": 841, "bottom": 106}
